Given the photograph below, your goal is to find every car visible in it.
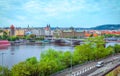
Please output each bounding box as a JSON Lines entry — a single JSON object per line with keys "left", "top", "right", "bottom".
{"left": 113, "top": 57, "right": 119, "bottom": 60}
{"left": 96, "top": 61, "right": 104, "bottom": 68}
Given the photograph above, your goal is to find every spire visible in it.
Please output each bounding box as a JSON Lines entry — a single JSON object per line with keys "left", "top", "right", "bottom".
{"left": 28, "top": 25, "right": 30, "bottom": 28}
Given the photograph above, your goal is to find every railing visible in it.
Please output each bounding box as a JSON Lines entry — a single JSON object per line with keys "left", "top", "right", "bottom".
{"left": 50, "top": 53, "right": 120, "bottom": 76}
{"left": 101, "top": 63, "right": 120, "bottom": 76}
{"left": 50, "top": 60, "right": 94, "bottom": 76}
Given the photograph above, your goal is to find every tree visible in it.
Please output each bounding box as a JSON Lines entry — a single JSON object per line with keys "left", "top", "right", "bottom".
{"left": 73, "top": 44, "right": 94, "bottom": 65}
{"left": 114, "top": 44, "right": 120, "bottom": 53}
{"left": 0, "top": 66, "right": 11, "bottom": 76}
{"left": 40, "top": 49, "right": 65, "bottom": 76}
{"left": 62, "top": 51, "right": 72, "bottom": 67}
{"left": 0, "top": 31, "right": 9, "bottom": 40}
{"left": 11, "top": 57, "right": 40, "bottom": 76}
{"left": 73, "top": 36, "right": 113, "bottom": 63}
{"left": 8, "top": 36, "right": 19, "bottom": 41}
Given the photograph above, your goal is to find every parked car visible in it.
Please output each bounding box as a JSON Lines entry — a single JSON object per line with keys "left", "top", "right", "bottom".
{"left": 96, "top": 61, "right": 104, "bottom": 68}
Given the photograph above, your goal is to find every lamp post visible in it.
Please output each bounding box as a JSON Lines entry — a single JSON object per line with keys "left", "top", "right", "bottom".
{"left": 0, "top": 53, "right": 6, "bottom": 66}
{"left": 70, "top": 37, "right": 72, "bottom": 76}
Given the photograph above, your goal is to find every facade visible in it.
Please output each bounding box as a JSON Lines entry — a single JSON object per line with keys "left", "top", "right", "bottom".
{"left": 101, "top": 30, "right": 120, "bottom": 35}
{"left": 31, "top": 28, "right": 45, "bottom": 37}
{"left": 53, "top": 29, "right": 61, "bottom": 38}
{"left": 84, "top": 30, "right": 101, "bottom": 37}
{"left": 44, "top": 24, "right": 51, "bottom": 36}
{"left": 15, "top": 29, "right": 25, "bottom": 36}
{"left": 44, "top": 24, "right": 53, "bottom": 39}
{"left": 59, "top": 30, "right": 85, "bottom": 38}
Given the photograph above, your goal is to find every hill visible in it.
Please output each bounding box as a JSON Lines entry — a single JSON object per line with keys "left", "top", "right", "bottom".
{"left": 90, "top": 24, "right": 120, "bottom": 30}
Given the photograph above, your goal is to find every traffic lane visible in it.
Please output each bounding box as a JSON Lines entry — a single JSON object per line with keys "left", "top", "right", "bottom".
{"left": 54, "top": 54, "right": 120, "bottom": 76}
{"left": 55, "top": 62, "right": 97, "bottom": 76}
{"left": 69, "top": 56, "right": 120, "bottom": 76}
{"left": 79, "top": 67, "right": 98, "bottom": 76}
{"left": 88, "top": 58, "right": 120, "bottom": 76}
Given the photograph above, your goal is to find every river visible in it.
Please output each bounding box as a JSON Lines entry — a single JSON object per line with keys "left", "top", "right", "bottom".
{"left": 0, "top": 43, "right": 74, "bottom": 68}
{"left": 0, "top": 42, "right": 120, "bottom": 68}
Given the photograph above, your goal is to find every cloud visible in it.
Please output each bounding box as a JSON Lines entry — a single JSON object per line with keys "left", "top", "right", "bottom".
{"left": 22, "top": 0, "right": 86, "bottom": 17}
{"left": 0, "top": 0, "right": 120, "bottom": 27}
{"left": 16, "top": 15, "right": 26, "bottom": 21}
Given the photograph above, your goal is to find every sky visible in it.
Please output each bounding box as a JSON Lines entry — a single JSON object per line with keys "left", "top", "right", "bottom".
{"left": 0, "top": 0, "right": 120, "bottom": 28}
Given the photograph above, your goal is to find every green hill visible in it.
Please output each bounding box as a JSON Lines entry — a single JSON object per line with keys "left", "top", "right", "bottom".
{"left": 90, "top": 24, "right": 120, "bottom": 30}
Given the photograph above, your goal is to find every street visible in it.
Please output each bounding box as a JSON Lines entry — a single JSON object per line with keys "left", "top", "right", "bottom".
{"left": 53, "top": 54, "right": 120, "bottom": 76}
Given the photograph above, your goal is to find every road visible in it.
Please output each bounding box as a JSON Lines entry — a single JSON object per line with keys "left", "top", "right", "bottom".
{"left": 52, "top": 54, "right": 120, "bottom": 76}
{"left": 88, "top": 59, "right": 120, "bottom": 76}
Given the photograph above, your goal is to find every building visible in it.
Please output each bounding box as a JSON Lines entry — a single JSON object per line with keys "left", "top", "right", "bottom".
{"left": 31, "top": 28, "right": 45, "bottom": 37}
{"left": 10, "top": 25, "right": 15, "bottom": 36}
{"left": 53, "top": 29, "right": 61, "bottom": 38}
{"left": 15, "top": 28, "right": 25, "bottom": 36}
{"left": 58, "top": 30, "right": 85, "bottom": 38}
{"left": 101, "top": 30, "right": 120, "bottom": 35}
{"left": 84, "top": 30, "right": 101, "bottom": 37}
{"left": 44, "top": 24, "right": 53, "bottom": 39}
{"left": 44, "top": 24, "right": 51, "bottom": 36}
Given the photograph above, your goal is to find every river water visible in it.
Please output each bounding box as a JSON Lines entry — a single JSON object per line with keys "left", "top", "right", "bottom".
{"left": 0, "top": 42, "right": 120, "bottom": 68}
{"left": 0, "top": 43, "right": 74, "bottom": 68}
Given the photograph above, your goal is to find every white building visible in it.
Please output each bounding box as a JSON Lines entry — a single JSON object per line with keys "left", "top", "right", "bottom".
{"left": 31, "top": 28, "right": 45, "bottom": 37}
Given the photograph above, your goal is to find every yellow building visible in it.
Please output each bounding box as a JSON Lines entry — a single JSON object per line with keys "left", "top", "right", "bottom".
{"left": 15, "top": 29, "right": 25, "bottom": 36}
{"left": 0, "top": 29, "right": 10, "bottom": 36}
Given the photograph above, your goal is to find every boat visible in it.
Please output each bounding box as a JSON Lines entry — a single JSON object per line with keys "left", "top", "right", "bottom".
{"left": 41, "top": 40, "right": 50, "bottom": 44}
{"left": 14, "top": 40, "right": 21, "bottom": 43}
{"left": 0, "top": 40, "right": 11, "bottom": 49}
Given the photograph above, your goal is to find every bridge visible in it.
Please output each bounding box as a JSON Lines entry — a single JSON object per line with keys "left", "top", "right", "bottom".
{"left": 47, "top": 38, "right": 85, "bottom": 41}
{"left": 48, "top": 38, "right": 120, "bottom": 43}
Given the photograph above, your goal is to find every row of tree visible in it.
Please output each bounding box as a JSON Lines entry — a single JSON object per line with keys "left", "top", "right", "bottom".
{"left": 0, "top": 36, "right": 120, "bottom": 76}
{"left": 103, "top": 34, "right": 120, "bottom": 38}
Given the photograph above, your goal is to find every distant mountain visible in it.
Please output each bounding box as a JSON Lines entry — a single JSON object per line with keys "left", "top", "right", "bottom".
{"left": 90, "top": 24, "right": 120, "bottom": 30}
{"left": 51, "top": 24, "right": 120, "bottom": 30}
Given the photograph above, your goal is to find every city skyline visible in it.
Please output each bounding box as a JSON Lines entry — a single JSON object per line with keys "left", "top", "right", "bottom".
{"left": 0, "top": 0, "right": 120, "bottom": 28}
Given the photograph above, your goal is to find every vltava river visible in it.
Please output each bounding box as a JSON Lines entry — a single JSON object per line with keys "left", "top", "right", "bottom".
{"left": 0, "top": 42, "right": 120, "bottom": 68}
{"left": 0, "top": 43, "right": 74, "bottom": 68}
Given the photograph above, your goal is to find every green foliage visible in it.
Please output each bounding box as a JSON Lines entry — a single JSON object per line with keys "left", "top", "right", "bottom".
{"left": 29, "top": 34, "right": 36, "bottom": 39}
{"left": 12, "top": 62, "right": 31, "bottom": 76}
{"left": 11, "top": 57, "right": 40, "bottom": 76}
{"left": 73, "top": 36, "right": 113, "bottom": 65}
{"left": 0, "top": 66, "right": 11, "bottom": 76}
{"left": 40, "top": 49, "right": 66, "bottom": 76}
{"left": 90, "top": 34, "right": 93, "bottom": 37}
{"left": 0, "top": 31, "right": 9, "bottom": 40}
{"left": 35, "top": 36, "right": 44, "bottom": 40}
{"left": 25, "top": 34, "right": 36, "bottom": 40}
{"left": 26, "top": 57, "right": 38, "bottom": 64}
{"left": 113, "top": 44, "right": 120, "bottom": 53}
{"left": 73, "top": 44, "right": 94, "bottom": 64}
{"left": 0, "top": 36, "right": 2, "bottom": 40}
{"left": 8, "top": 36, "right": 19, "bottom": 41}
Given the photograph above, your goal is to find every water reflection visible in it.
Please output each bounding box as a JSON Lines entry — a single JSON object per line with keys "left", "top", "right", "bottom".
{"left": 10, "top": 46, "right": 15, "bottom": 55}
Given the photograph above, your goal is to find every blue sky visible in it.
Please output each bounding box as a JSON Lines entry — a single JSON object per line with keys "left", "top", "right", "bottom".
{"left": 0, "top": 0, "right": 120, "bottom": 28}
